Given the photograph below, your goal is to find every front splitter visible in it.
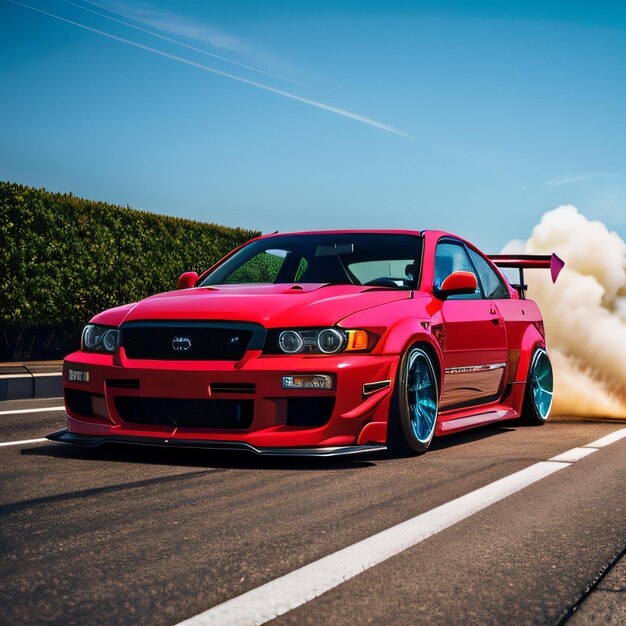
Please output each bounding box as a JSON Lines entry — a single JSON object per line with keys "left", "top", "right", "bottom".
{"left": 47, "top": 428, "right": 386, "bottom": 457}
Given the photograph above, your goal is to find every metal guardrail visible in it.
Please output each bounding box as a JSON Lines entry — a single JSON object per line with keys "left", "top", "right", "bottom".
{"left": 0, "top": 361, "right": 63, "bottom": 401}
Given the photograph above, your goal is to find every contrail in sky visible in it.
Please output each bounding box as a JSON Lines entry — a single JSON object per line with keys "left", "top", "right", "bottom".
{"left": 8, "top": 0, "right": 411, "bottom": 138}
{"left": 8, "top": 0, "right": 508, "bottom": 173}
{"left": 59, "top": 0, "right": 304, "bottom": 86}
{"left": 545, "top": 172, "right": 620, "bottom": 186}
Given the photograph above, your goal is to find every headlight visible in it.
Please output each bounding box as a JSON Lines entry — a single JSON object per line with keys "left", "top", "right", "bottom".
{"left": 81, "top": 324, "right": 119, "bottom": 353}
{"left": 270, "top": 328, "right": 371, "bottom": 355}
{"left": 279, "top": 330, "right": 305, "bottom": 354}
{"left": 317, "top": 328, "right": 345, "bottom": 354}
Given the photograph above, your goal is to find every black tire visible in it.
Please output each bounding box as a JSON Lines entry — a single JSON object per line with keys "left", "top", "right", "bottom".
{"left": 387, "top": 345, "right": 439, "bottom": 455}
{"left": 520, "top": 348, "right": 554, "bottom": 425}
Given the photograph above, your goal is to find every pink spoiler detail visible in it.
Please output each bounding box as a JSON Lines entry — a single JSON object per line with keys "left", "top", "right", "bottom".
{"left": 488, "top": 253, "right": 565, "bottom": 283}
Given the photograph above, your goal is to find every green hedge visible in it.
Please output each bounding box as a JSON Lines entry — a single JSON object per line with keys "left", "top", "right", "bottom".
{"left": 0, "top": 182, "right": 259, "bottom": 359}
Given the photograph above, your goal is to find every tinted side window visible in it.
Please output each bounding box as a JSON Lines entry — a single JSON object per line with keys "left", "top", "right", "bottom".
{"left": 434, "top": 241, "right": 482, "bottom": 300}
{"left": 468, "top": 249, "right": 510, "bottom": 299}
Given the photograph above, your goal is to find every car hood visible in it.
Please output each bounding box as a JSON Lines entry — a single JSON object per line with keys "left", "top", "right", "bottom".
{"left": 113, "top": 284, "right": 412, "bottom": 328}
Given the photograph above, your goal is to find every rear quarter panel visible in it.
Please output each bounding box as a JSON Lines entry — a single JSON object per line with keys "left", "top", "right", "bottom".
{"left": 496, "top": 298, "right": 546, "bottom": 413}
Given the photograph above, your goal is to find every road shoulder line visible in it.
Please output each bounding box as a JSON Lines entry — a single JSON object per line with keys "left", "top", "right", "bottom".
{"left": 0, "top": 406, "right": 65, "bottom": 416}
{"left": 0, "top": 438, "right": 48, "bottom": 448}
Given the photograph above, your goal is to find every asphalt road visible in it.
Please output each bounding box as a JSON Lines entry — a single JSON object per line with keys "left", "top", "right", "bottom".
{"left": 1, "top": 398, "right": 625, "bottom": 626}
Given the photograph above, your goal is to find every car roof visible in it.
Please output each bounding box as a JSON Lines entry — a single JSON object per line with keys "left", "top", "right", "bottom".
{"left": 256, "top": 229, "right": 424, "bottom": 238}
{"left": 255, "top": 229, "right": 476, "bottom": 249}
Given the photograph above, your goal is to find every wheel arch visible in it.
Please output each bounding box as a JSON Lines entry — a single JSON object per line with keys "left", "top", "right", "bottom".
{"left": 386, "top": 338, "right": 441, "bottom": 454}
{"left": 510, "top": 324, "right": 547, "bottom": 415}
{"left": 383, "top": 324, "right": 444, "bottom": 399}
{"left": 516, "top": 325, "right": 547, "bottom": 384}
{"left": 411, "top": 339, "right": 443, "bottom": 400}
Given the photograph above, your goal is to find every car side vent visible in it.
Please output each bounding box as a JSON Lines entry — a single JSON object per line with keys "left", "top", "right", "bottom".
{"left": 211, "top": 383, "right": 256, "bottom": 395}
{"left": 107, "top": 379, "right": 140, "bottom": 389}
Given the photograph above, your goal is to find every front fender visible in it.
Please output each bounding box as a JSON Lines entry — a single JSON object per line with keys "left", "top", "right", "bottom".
{"left": 340, "top": 298, "right": 444, "bottom": 393}
{"left": 376, "top": 318, "right": 444, "bottom": 399}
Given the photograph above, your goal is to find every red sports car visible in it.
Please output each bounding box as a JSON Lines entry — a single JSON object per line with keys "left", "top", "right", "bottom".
{"left": 50, "top": 230, "right": 563, "bottom": 456}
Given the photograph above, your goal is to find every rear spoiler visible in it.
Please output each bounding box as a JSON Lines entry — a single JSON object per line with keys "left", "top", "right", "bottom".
{"left": 488, "top": 253, "right": 565, "bottom": 298}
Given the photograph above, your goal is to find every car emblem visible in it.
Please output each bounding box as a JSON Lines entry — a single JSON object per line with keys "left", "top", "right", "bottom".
{"left": 231, "top": 336, "right": 240, "bottom": 344}
{"left": 172, "top": 336, "right": 192, "bottom": 351}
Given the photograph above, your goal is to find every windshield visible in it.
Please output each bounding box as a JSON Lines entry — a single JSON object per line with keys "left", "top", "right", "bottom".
{"left": 200, "top": 233, "right": 423, "bottom": 289}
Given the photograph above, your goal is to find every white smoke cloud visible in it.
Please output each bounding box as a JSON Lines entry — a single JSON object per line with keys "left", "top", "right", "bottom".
{"left": 503, "top": 205, "right": 626, "bottom": 418}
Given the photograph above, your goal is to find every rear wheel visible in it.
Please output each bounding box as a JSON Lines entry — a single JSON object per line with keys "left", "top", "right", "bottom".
{"left": 388, "top": 345, "right": 439, "bottom": 454}
{"left": 520, "top": 348, "right": 554, "bottom": 425}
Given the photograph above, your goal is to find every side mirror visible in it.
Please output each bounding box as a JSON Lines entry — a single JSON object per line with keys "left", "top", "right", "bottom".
{"left": 176, "top": 271, "right": 198, "bottom": 290}
{"left": 437, "top": 271, "right": 477, "bottom": 298}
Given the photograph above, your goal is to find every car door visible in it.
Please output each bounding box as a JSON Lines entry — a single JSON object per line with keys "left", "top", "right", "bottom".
{"left": 434, "top": 239, "right": 508, "bottom": 411}
{"left": 467, "top": 248, "right": 539, "bottom": 387}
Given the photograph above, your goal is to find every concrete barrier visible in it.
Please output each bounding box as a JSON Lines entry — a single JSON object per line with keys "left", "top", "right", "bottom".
{"left": 0, "top": 361, "right": 63, "bottom": 401}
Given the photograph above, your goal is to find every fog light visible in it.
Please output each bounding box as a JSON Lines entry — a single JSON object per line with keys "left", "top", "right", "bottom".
{"left": 68, "top": 368, "right": 90, "bottom": 382}
{"left": 282, "top": 375, "right": 334, "bottom": 390}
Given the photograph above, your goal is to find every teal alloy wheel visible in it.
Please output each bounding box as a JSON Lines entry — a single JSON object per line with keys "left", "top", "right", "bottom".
{"left": 522, "top": 348, "right": 554, "bottom": 424}
{"left": 406, "top": 349, "right": 439, "bottom": 443}
{"left": 393, "top": 346, "right": 439, "bottom": 454}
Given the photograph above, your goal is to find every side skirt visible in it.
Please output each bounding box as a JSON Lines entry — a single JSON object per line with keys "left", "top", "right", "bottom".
{"left": 436, "top": 405, "right": 519, "bottom": 435}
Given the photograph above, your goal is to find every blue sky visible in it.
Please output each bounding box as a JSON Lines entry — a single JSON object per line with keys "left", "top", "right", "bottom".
{"left": 1, "top": 0, "right": 625, "bottom": 251}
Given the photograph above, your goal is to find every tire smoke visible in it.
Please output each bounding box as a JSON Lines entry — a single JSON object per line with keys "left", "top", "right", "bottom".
{"left": 503, "top": 205, "right": 626, "bottom": 418}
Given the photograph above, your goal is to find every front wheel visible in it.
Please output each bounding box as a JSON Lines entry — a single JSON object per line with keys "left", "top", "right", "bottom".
{"left": 387, "top": 346, "right": 439, "bottom": 454}
{"left": 520, "top": 348, "right": 554, "bottom": 425}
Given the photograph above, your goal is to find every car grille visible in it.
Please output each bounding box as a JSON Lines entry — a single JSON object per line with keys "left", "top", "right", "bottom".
{"left": 115, "top": 397, "right": 253, "bottom": 429}
{"left": 120, "top": 323, "right": 255, "bottom": 361}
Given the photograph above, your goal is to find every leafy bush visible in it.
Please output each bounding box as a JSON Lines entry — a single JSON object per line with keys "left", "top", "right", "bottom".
{"left": 0, "top": 182, "right": 259, "bottom": 359}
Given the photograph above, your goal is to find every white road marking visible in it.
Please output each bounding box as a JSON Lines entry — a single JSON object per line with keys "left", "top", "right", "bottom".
{"left": 584, "top": 428, "right": 626, "bottom": 449}
{"left": 0, "top": 437, "right": 48, "bottom": 448}
{"left": 0, "top": 372, "right": 62, "bottom": 379}
{"left": 0, "top": 406, "right": 65, "bottom": 416}
{"left": 175, "top": 461, "right": 568, "bottom": 626}
{"left": 176, "top": 426, "right": 626, "bottom": 626}
{"left": 549, "top": 447, "right": 598, "bottom": 463}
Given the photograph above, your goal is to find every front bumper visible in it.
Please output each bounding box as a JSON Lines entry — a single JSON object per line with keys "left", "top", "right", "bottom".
{"left": 61, "top": 350, "right": 398, "bottom": 449}
{"left": 47, "top": 428, "right": 386, "bottom": 457}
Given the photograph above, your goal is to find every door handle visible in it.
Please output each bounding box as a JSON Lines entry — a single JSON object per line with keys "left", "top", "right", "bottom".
{"left": 489, "top": 304, "right": 501, "bottom": 324}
